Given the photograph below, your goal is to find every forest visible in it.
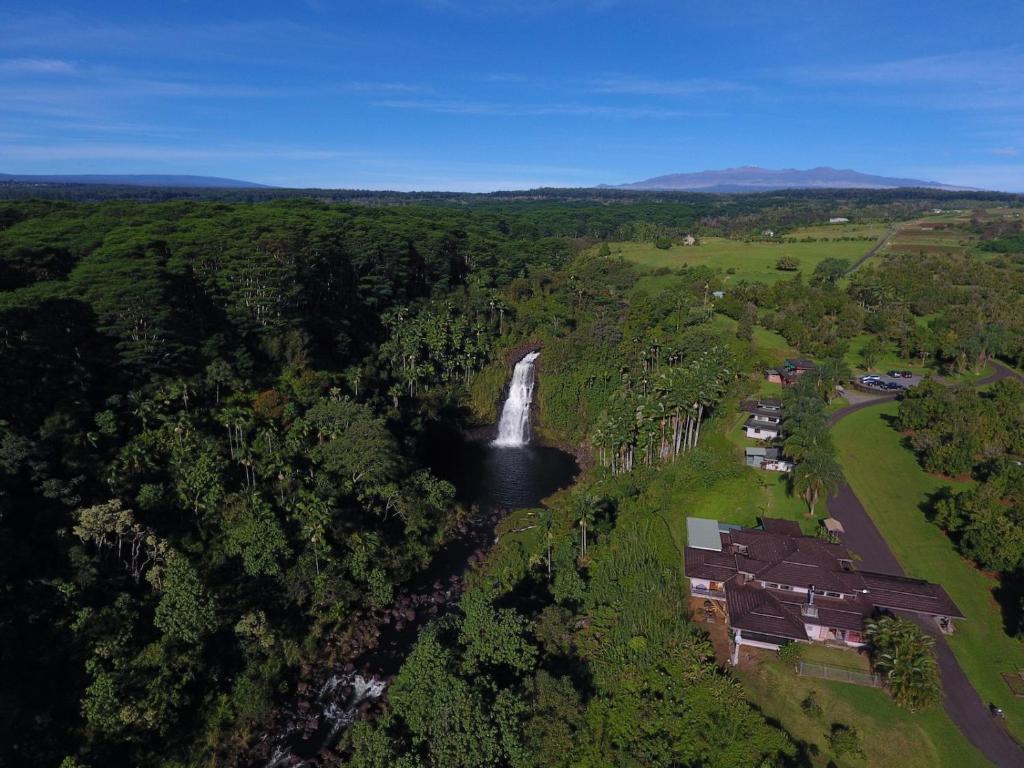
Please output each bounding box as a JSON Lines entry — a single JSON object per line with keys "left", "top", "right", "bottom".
{"left": 1, "top": 189, "right": 1023, "bottom": 768}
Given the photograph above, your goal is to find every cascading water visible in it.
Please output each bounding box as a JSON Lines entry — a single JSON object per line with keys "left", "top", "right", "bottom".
{"left": 492, "top": 351, "right": 540, "bottom": 447}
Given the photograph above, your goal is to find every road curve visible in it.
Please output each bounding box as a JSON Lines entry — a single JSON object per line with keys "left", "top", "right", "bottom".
{"left": 826, "top": 361, "right": 1024, "bottom": 767}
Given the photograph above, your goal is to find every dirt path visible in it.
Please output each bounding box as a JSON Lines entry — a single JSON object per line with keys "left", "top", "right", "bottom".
{"left": 826, "top": 360, "right": 1024, "bottom": 767}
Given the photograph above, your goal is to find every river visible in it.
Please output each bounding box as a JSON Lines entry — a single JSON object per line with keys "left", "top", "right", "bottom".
{"left": 249, "top": 352, "right": 578, "bottom": 767}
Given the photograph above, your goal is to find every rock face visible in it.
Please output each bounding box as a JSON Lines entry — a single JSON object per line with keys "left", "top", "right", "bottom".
{"left": 603, "top": 166, "right": 975, "bottom": 192}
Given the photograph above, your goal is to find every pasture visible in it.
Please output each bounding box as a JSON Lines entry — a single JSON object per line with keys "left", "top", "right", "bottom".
{"left": 787, "top": 222, "right": 888, "bottom": 240}
{"left": 609, "top": 237, "right": 872, "bottom": 284}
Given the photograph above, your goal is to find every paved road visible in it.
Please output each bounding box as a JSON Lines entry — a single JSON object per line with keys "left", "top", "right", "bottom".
{"left": 844, "top": 225, "right": 897, "bottom": 275}
{"left": 826, "top": 361, "right": 1024, "bottom": 767}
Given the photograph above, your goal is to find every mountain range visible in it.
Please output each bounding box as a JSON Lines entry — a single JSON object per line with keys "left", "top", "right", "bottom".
{"left": 603, "top": 166, "right": 975, "bottom": 192}
{"left": 0, "top": 173, "right": 270, "bottom": 188}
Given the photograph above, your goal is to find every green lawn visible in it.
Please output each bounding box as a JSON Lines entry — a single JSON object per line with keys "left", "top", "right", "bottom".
{"left": 788, "top": 223, "right": 889, "bottom": 240}
{"left": 800, "top": 643, "right": 872, "bottom": 672}
{"left": 610, "top": 237, "right": 873, "bottom": 284}
{"left": 833, "top": 403, "right": 1024, "bottom": 740}
{"left": 647, "top": 421, "right": 811, "bottom": 559}
{"left": 843, "top": 333, "right": 930, "bottom": 375}
{"left": 736, "top": 656, "right": 990, "bottom": 768}
{"left": 751, "top": 324, "right": 798, "bottom": 360}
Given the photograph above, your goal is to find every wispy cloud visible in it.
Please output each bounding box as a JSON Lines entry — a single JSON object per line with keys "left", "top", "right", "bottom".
{"left": 801, "top": 50, "right": 1024, "bottom": 86}
{"left": 991, "top": 147, "right": 1020, "bottom": 157}
{"left": 0, "top": 141, "right": 373, "bottom": 162}
{"left": 588, "top": 75, "right": 748, "bottom": 96}
{"left": 0, "top": 57, "right": 76, "bottom": 74}
{"left": 373, "top": 98, "right": 711, "bottom": 118}
{"left": 414, "top": 0, "right": 620, "bottom": 15}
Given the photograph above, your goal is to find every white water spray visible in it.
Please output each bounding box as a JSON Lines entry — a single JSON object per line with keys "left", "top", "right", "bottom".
{"left": 492, "top": 351, "right": 540, "bottom": 447}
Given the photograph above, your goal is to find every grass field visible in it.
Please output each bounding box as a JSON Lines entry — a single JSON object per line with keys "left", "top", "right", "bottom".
{"left": 736, "top": 654, "right": 990, "bottom": 768}
{"left": 610, "top": 237, "right": 873, "bottom": 284}
{"left": 640, "top": 425, "right": 810, "bottom": 561}
{"left": 842, "top": 333, "right": 930, "bottom": 375}
{"left": 788, "top": 223, "right": 889, "bottom": 240}
{"left": 832, "top": 403, "right": 1024, "bottom": 740}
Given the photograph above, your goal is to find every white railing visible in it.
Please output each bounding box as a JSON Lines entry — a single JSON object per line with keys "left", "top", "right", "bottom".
{"left": 692, "top": 585, "right": 726, "bottom": 600}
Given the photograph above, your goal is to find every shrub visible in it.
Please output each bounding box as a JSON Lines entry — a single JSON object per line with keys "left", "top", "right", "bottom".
{"left": 800, "top": 692, "right": 823, "bottom": 719}
{"left": 654, "top": 236, "right": 672, "bottom": 250}
{"left": 828, "top": 723, "right": 864, "bottom": 758}
{"left": 778, "top": 641, "right": 804, "bottom": 665}
{"left": 775, "top": 255, "right": 801, "bottom": 271}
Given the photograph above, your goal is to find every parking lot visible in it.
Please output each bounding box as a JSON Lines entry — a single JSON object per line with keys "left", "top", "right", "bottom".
{"left": 854, "top": 371, "right": 922, "bottom": 393}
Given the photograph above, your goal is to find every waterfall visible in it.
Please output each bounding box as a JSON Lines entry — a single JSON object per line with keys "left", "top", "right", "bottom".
{"left": 492, "top": 351, "right": 540, "bottom": 447}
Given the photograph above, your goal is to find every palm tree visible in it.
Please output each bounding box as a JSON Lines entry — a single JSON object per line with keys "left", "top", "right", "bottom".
{"left": 865, "top": 615, "right": 940, "bottom": 710}
{"left": 538, "top": 508, "right": 554, "bottom": 581}
{"left": 574, "top": 494, "right": 599, "bottom": 561}
{"left": 813, "top": 357, "right": 852, "bottom": 403}
{"left": 791, "top": 447, "right": 844, "bottom": 517}
{"left": 783, "top": 420, "right": 831, "bottom": 463}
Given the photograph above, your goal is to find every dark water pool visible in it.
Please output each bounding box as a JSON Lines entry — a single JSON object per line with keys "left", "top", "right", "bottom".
{"left": 430, "top": 428, "right": 579, "bottom": 510}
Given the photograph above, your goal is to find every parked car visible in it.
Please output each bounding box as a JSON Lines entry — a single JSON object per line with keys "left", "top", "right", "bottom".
{"left": 888, "top": 370, "right": 913, "bottom": 378}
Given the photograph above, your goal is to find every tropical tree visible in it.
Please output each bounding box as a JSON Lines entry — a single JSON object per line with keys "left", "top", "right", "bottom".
{"left": 538, "top": 508, "right": 554, "bottom": 581}
{"left": 573, "top": 494, "right": 599, "bottom": 561}
{"left": 864, "top": 615, "right": 941, "bottom": 710}
{"left": 791, "top": 448, "right": 843, "bottom": 517}
{"left": 859, "top": 336, "right": 886, "bottom": 370}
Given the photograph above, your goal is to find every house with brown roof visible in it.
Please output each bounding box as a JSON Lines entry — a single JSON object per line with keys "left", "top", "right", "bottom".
{"left": 766, "top": 358, "right": 816, "bottom": 387}
{"left": 684, "top": 517, "right": 963, "bottom": 662}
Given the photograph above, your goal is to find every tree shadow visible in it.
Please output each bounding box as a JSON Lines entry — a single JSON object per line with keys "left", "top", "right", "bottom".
{"left": 993, "top": 570, "right": 1024, "bottom": 638}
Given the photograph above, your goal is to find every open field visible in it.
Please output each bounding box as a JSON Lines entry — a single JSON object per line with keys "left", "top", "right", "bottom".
{"left": 736, "top": 653, "right": 990, "bottom": 768}
{"left": 787, "top": 222, "right": 889, "bottom": 239}
{"left": 833, "top": 403, "right": 1024, "bottom": 740}
{"left": 843, "top": 333, "right": 929, "bottom": 375}
{"left": 642, "top": 426, "right": 810, "bottom": 561}
{"left": 610, "top": 237, "right": 873, "bottom": 284}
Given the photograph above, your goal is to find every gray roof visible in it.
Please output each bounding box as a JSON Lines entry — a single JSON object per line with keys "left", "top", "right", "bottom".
{"left": 687, "top": 517, "right": 722, "bottom": 552}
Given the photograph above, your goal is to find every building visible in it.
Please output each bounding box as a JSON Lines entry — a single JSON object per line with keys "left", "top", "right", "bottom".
{"left": 741, "top": 397, "right": 784, "bottom": 441}
{"left": 684, "top": 517, "right": 963, "bottom": 662}
{"left": 682, "top": 234, "right": 697, "bottom": 246}
{"left": 766, "top": 358, "right": 815, "bottom": 387}
{"left": 744, "top": 447, "right": 793, "bottom": 473}
{"left": 744, "top": 419, "right": 780, "bottom": 441}
{"left": 829, "top": 217, "right": 850, "bottom": 224}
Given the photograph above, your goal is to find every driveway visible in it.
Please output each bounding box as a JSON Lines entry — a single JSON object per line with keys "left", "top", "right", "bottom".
{"left": 826, "top": 361, "right": 1024, "bottom": 767}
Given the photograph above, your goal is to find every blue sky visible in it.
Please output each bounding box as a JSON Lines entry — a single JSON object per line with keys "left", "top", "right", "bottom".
{"left": 2, "top": 0, "right": 1024, "bottom": 191}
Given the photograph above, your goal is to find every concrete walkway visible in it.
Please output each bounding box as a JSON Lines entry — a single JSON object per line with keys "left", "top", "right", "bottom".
{"left": 826, "top": 361, "right": 1024, "bottom": 767}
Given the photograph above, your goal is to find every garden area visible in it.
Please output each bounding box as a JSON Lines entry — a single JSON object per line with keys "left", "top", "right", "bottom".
{"left": 735, "top": 649, "right": 988, "bottom": 768}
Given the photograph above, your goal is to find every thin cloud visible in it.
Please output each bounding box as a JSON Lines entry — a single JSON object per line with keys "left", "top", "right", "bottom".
{"left": 414, "top": 0, "right": 620, "bottom": 15}
{"left": 0, "top": 141, "right": 374, "bottom": 162}
{"left": 794, "top": 50, "right": 1024, "bottom": 87}
{"left": 991, "top": 147, "right": 1020, "bottom": 157}
{"left": 0, "top": 57, "right": 76, "bottom": 74}
{"left": 372, "top": 98, "right": 710, "bottom": 118}
{"left": 588, "top": 75, "right": 748, "bottom": 96}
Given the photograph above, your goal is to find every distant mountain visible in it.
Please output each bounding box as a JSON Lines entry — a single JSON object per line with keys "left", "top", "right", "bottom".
{"left": 0, "top": 173, "right": 270, "bottom": 188}
{"left": 603, "top": 166, "right": 975, "bottom": 192}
